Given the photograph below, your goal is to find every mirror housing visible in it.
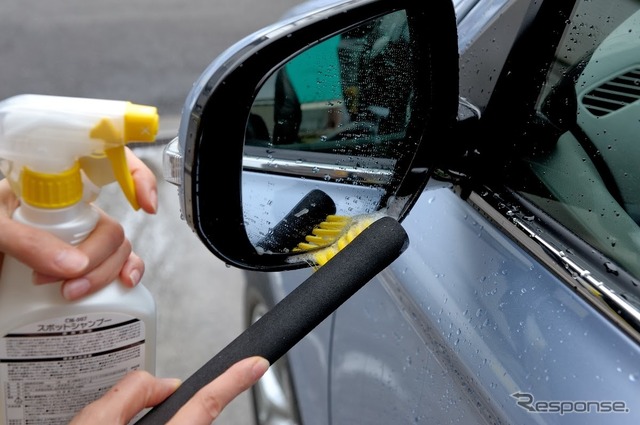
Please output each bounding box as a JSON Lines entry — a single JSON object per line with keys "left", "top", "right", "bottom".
{"left": 165, "top": 0, "right": 459, "bottom": 271}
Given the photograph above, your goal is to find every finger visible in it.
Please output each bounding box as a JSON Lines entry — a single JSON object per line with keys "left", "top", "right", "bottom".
{"left": 118, "top": 251, "right": 145, "bottom": 288}
{"left": 0, "top": 179, "right": 20, "bottom": 218}
{"left": 0, "top": 214, "right": 89, "bottom": 277}
{"left": 126, "top": 147, "right": 158, "bottom": 214}
{"left": 69, "top": 371, "right": 181, "bottom": 425}
{"left": 59, "top": 238, "right": 132, "bottom": 300}
{"left": 31, "top": 209, "right": 125, "bottom": 279}
{"left": 32, "top": 210, "right": 130, "bottom": 299}
{"left": 0, "top": 179, "right": 89, "bottom": 278}
{"left": 168, "top": 357, "right": 270, "bottom": 425}
{"left": 0, "top": 179, "right": 17, "bottom": 272}
{"left": 71, "top": 210, "right": 126, "bottom": 278}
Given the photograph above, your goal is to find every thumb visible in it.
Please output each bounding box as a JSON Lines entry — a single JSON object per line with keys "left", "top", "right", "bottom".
{"left": 70, "top": 371, "right": 181, "bottom": 425}
{"left": 168, "top": 356, "right": 269, "bottom": 424}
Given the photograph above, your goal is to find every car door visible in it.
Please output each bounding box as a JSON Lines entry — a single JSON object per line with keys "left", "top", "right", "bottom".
{"left": 328, "top": 0, "right": 640, "bottom": 424}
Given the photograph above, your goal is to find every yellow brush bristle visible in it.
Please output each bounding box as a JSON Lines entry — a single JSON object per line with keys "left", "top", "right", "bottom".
{"left": 293, "top": 215, "right": 352, "bottom": 252}
{"left": 288, "top": 212, "right": 384, "bottom": 269}
{"left": 311, "top": 217, "right": 375, "bottom": 267}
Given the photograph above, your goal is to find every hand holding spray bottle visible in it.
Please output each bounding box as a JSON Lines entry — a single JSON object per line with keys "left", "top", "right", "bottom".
{"left": 0, "top": 94, "right": 158, "bottom": 424}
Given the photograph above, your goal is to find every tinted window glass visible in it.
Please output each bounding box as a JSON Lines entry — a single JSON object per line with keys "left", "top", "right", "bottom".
{"left": 512, "top": 1, "right": 640, "bottom": 281}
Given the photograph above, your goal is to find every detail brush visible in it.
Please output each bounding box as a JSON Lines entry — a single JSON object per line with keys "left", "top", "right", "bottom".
{"left": 138, "top": 216, "right": 409, "bottom": 424}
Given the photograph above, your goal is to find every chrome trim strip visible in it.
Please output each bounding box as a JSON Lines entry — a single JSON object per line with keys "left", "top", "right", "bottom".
{"left": 242, "top": 156, "right": 393, "bottom": 185}
{"left": 513, "top": 217, "right": 640, "bottom": 327}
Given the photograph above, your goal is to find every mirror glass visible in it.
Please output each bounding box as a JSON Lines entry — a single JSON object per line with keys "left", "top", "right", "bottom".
{"left": 242, "top": 10, "right": 417, "bottom": 254}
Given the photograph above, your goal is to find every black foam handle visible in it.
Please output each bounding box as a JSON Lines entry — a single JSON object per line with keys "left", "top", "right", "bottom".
{"left": 137, "top": 216, "right": 408, "bottom": 423}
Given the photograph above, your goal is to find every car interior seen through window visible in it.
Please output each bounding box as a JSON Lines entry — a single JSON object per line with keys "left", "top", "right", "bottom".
{"left": 506, "top": 1, "right": 640, "bottom": 311}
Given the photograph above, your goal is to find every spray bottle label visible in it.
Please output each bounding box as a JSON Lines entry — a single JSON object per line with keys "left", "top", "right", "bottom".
{"left": 0, "top": 312, "right": 146, "bottom": 424}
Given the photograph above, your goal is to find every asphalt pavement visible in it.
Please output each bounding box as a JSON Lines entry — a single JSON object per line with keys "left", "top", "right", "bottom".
{"left": 0, "top": 1, "right": 303, "bottom": 423}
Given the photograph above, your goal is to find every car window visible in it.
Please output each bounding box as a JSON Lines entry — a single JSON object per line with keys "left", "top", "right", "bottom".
{"left": 509, "top": 1, "right": 640, "bottom": 285}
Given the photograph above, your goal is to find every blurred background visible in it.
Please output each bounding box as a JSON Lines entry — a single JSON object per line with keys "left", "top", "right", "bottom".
{"left": 0, "top": 0, "right": 302, "bottom": 423}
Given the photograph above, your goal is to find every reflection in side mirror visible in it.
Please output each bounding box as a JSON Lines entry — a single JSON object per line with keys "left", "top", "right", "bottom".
{"left": 243, "top": 10, "right": 418, "bottom": 254}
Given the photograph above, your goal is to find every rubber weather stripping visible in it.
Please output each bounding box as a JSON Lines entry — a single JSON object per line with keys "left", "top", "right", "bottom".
{"left": 512, "top": 217, "right": 640, "bottom": 329}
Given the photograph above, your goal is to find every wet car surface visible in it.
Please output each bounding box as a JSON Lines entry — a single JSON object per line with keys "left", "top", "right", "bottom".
{"left": 238, "top": 1, "right": 640, "bottom": 424}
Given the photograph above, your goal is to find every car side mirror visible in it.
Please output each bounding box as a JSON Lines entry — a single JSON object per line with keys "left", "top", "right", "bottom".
{"left": 164, "top": 0, "right": 459, "bottom": 271}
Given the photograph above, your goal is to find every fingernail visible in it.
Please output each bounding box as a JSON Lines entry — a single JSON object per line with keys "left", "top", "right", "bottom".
{"left": 252, "top": 358, "right": 270, "bottom": 380}
{"left": 160, "top": 378, "right": 182, "bottom": 391}
{"left": 150, "top": 188, "right": 158, "bottom": 214}
{"left": 62, "top": 278, "right": 90, "bottom": 300}
{"left": 54, "top": 249, "right": 89, "bottom": 273}
{"left": 129, "top": 269, "right": 141, "bottom": 287}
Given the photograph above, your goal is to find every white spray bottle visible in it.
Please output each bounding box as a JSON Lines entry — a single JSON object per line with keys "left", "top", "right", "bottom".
{"left": 0, "top": 94, "right": 158, "bottom": 424}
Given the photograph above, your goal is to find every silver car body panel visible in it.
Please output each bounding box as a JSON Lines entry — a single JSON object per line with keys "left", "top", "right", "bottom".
{"left": 330, "top": 183, "right": 640, "bottom": 424}
{"left": 267, "top": 181, "right": 640, "bottom": 425}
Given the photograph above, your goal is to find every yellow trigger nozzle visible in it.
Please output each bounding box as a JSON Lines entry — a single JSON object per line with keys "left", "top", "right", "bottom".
{"left": 106, "top": 146, "right": 139, "bottom": 210}
{"left": 86, "top": 103, "right": 158, "bottom": 211}
{"left": 124, "top": 103, "right": 159, "bottom": 142}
